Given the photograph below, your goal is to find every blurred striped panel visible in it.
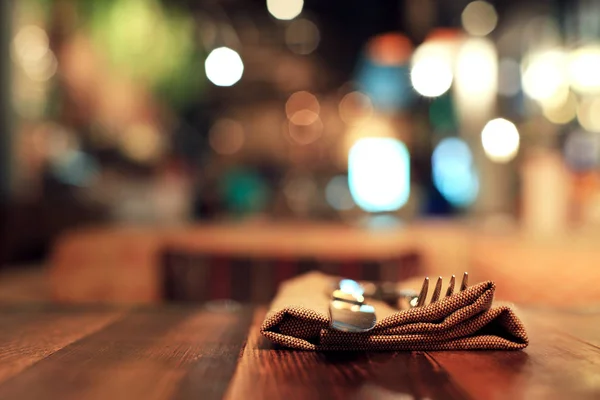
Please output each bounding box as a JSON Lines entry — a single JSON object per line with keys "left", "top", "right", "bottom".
{"left": 162, "top": 251, "right": 422, "bottom": 303}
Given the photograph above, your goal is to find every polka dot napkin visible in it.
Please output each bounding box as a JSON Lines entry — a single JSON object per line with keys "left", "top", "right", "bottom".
{"left": 261, "top": 272, "right": 528, "bottom": 351}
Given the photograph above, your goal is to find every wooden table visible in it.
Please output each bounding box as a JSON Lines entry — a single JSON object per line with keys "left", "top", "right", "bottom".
{"left": 0, "top": 305, "right": 598, "bottom": 400}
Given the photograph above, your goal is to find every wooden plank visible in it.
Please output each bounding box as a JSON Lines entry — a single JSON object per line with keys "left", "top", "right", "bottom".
{"left": 0, "top": 307, "right": 253, "bottom": 400}
{"left": 225, "top": 308, "right": 470, "bottom": 400}
{"left": 427, "top": 309, "right": 600, "bottom": 400}
{"left": 0, "top": 308, "right": 123, "bottom": 384}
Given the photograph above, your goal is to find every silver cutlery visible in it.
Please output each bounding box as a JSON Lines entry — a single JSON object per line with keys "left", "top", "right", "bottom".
{"left": 328, "top": 273, "right": 469, "bottom": 333}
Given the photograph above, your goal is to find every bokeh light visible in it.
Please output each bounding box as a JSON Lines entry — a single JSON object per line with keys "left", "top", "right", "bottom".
{"left": 542, "top": 91, "right": 577, "bottom": 125}
{"left": 267, "top": 0, "right": 304, "bottom": 21}
{"left": 12, "top": 25, "right": 49, "bottom": 65}
{"left": 577, "top": 98, "right": 600, "bottom": 133}
{"left": 521, "top": 50, "right": 567, "bottom": 103}
{"left": 338, "top": 91, "right": 373, "bottom": 125}
{"left": 461, "top": 1, "right": 498, "bottom": 37}
{"left": 569, "top": 45, "right": 600, "bottom": 94}
{"left": 481, "top": 118, "right": 520, "bottom": 163}
{"left": 204, "top": 47, "right": 244, "bottom": 87}
{"left": 366, "top": 33, "right": 413, "bottom": 66}
{"left": 410, "top": 42, "right": 453, "bottom": 97}
{"left": 209, "top": 119, "right": 245, "bottom": 155}
{"left": 286, "top": 91, "right": 320, "bottom": 119}
{"left": 455, "top": 38, "right": 497, "bottom": 105}
{"left": 348, "top": 138, "right": 410, "bottom": 212}
{"left": 325, "top": 175, "right": 355, "bottom": 211}
{"left": 285, "top": 18, "right": 320, "bottom": 55}
{"left": 287, "top": 114, "right": 323, "bottom": 145}
{"left": 432, "top": 138, "right": 479, "bottom": 207}
{"left": 119, "top": 123, "right": 167, "bottom": 164}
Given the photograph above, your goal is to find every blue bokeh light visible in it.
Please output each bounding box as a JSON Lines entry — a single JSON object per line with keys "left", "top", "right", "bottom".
{"left": 432, "top": 137, "right": 478, "bottom": 207}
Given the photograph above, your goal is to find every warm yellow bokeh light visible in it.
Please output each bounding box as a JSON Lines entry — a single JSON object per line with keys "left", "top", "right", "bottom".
{"left": 522, "top": 50, "right": 567, "bottom": 102}
{"left": 481, "top": 118, "right": 520, "bottom": 163}
{"left": 569, "top": 45, "right": 600, "bottom": 94}
{"left": 455, "top": 38, "right": 497, "bottom": 100}
{"left": 204, "top": 47, "right": 244, "bottom": 87}
{"left": 461, "top": 1, "right": 498, "bottom": 37}
{"left": 577, "top": 98, "right": 600, "bottom": 133}
{"left": 267, "top": 0, "right": 304, "bottom": 21}
{"left": 542, "top": 91, "right": 577, "bottom": 125}
{"left": 119, "top": 123, "right": 166, "bottom": 164}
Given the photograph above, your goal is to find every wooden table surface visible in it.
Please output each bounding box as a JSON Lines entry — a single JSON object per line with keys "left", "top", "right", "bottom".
{"left": 0, "top": 305, "right": 598, "bottom": 400}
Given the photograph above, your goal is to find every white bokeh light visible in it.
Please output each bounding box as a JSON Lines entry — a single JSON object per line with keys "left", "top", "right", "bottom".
{"left": 481, "top": 118, "right": 520, "bottom": 163}
{"left": 569, "top": 45, "right": 600, "bottom": 94}
{"left": 348, "top": 138, "right": 410, "bottom": 212}
{"left": 204, "top": 47, "right": 244, "bottom": 87}
{"left": 267, "top": 0, "right": 304, "bottom": 20}
{"left": 410, "top": 43, "right": 453, "bottom": 97}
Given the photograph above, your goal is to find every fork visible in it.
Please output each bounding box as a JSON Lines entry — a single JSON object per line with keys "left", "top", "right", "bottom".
{"left": 410, "top": 272, "right": 469, "bottom": 308}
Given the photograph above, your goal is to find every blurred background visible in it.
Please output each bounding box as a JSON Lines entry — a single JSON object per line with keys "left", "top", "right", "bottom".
{"left": 1, "top": 0, "right": 599, "bottom": 307}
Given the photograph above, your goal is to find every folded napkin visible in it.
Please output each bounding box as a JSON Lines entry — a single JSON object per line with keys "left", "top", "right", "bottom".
{"left": 261, "top": 272, "right": 529, "bottom": 351}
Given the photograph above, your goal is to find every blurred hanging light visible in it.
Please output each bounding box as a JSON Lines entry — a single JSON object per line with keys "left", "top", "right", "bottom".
{"left": 542, "top": 91, "right": 577, "bottom": 125}
{"left": 461, "top": 1, "right": 498, "bottom": 37}
{"left": 204, "top": 47, "right": 244, "bottom": 87}
{"left": 267, "top": 0, "right": 303, "bottom": 21}
{"left": 209, "top": 119, "right": 245, "bottom": 155}
{"left": 348, "top": 138, "right": 410, "bottom": 212}
{"left": 577, "top": 98, "right": 600, "bottom": 133}
{"left": 481, "top": 118, "right": 520, "bottom": 163}
{"left": 339, "top": 91, "right": 373, "bottom": 125}
{"left": 432, "top": 138, "right": 478, "bottom": 207}
{"left": 521, "top": 50, "right": 567, "bottom": 103}
{"left": 410, "top": 42, "right": 453, "bottom": 97}
{"left": 568, "top": 45, "right": 600, "bottom": 94}
{"left": 285, "top": 18, "right": 320, "bottom": 55}
{"left": 325, "top": 175, "right": 355, "bottom": 211}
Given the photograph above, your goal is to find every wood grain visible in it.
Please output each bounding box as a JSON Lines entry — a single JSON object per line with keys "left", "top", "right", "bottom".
{"left": 0, "top": 306, "right": 253, "bottom": 400}
{"left": 0, "top": 306, "right": 598, "bottom": 399}
{"left": 0, "top": 308, "right": 123, "bottom": 384}
{"left": 226, "top": 309, "right": 469, "bottom": 400}
{"left": 427, "top": 309, "right": 600, "bottom": 400}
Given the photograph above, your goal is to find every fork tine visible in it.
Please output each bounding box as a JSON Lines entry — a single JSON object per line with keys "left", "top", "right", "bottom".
{"left": 415, "top": 277, "right": 429, "bottom": 307}
{"left": 430, "top": 276, "right": 443, "bottom": 303}
{"left": 445, "top": 275, "right": 456, "bottom": 297}
{"left": 460, "top": 272, "right": 469, "bottom": 291}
